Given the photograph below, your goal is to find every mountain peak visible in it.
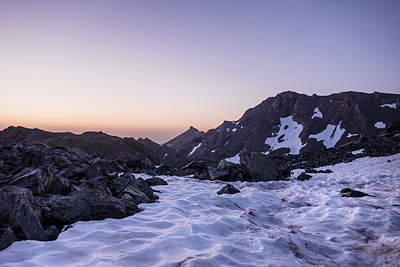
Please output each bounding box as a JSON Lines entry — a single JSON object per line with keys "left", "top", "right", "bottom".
{"left": 161, "top": 91, "right": 400, "bottom": 167}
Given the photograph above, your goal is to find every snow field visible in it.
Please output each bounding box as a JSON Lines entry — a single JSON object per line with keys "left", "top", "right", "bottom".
{"left": 1, "top": 154, "right": 399, "bottom": 266}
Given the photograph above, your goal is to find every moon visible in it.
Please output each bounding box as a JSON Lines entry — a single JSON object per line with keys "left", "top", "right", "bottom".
{"left": 100, "top": 33, "right": 103, "bottom": 38}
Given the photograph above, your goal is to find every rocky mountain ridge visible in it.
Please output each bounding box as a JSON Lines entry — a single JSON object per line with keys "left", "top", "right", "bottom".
{"left": 161, "top": 91, "right": 400, "bottom": 167}
{"left": 0, "top": 126, "right": 162, "bottom": 171}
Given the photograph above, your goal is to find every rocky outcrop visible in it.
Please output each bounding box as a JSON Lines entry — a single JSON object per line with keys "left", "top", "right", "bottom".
{"left": 0, "top": 142, "right": 159, "bottom": 250}
{"left": 178, "top": 151, "right": 288, "bottom": 182}
{"left": 0, "top": 126, "right": 160, "bottom": 171}
{"left": 0, "top": 186, "right": 47, "bottom": 242}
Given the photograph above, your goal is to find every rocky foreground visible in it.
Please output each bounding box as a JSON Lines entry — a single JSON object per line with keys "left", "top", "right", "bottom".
{"left": 0, "top": 141, "right": 165, "bottom": 250}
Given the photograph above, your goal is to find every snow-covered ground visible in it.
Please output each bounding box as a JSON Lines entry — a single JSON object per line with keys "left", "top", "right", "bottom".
{"left": 1, "top": 154, "right": 400, "bottom": 266}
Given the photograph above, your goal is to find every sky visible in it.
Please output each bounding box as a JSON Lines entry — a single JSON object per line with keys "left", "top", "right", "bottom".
{"left": 1, "top": 0, "right": 399, "bottom": 143}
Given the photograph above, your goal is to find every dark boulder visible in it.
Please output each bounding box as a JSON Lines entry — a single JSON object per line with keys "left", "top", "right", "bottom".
{"left": 208, "top": 167, "right": 231, "bottom": 181}
{"left": 108, "top": 174, "right": 131, "bottom": 196}
{"left": 306, "top": 169, "right": 333, "bottom": 174}
{"left": 0, "top": 227, "right": 15, "bottom": 250}
{"left": 44, "top": 225, "right": 60, "bottom": 241}
{"left": 340, "top": 188, "right": 374, "bottom": 197}
{"left": 145, "top": 177, "right": 168, "bottom": 186}
{"left": 131, "top": 178, "right": 155, "bottom": 200}
{"left": 297, "top": 173, "right": 312, "bottom": 181}
{"left": 7, "top": 165, "right": 55, "bottom": 196}
{"left": 217, "top": 184, "right": 241, "bottom": 195}
{"left": 49, "top": 174, "right": 71, "bottom": 195}
{"left": 43, "top": 194, "right": 140, "bottom": 225}
{"left": 155, "top": 165, "right": 176, "bottom": 175}
{"left": 37, "top": 164, "right": 55, "bottom": 196}
{"left": 0, "top": 186, "right": 47, "bottom": 244}
{"left": 239, "top": 151, "right": 287, "bottom": 182}
{"left": 120, "top": 186, "right": 151, "bottom": 204}
{"left": 84, "top": 164, "right": 105, "bottom": 180}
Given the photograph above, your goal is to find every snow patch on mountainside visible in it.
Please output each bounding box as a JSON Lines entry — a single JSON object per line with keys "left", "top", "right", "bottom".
{"left": 381, "top": 103, "right": 396, "bottom": 109}
{"left": 224, "top": 153, "right": 240, "bottom": 164}
{"left": 375, "top": 122, "right": 386, "bottom": 129}
{"left": 352, "top": 149, "right": 364, "bottom": 155}
{"left": 265, "top": 116, "right": 305, "bottom": 155}
{"left": 188, "top": 143, "right": 201, "bottom": 156}
{"left": 309, "top": 121, "right": 345, "bottom": 149}
{"left": 347, "top": 133, "right": 358, "bottom": 138}
{"left": 311, "top": 107, "right": 323, "bottom": 119}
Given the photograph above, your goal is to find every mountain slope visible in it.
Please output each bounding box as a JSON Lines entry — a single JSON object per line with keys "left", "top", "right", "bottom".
{"left": 162, "top": 91, "right": 400, "bottom": 167}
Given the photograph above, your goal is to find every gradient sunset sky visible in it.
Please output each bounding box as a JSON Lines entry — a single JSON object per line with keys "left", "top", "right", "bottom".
{"left": 1, "top": 1, "right": 399, "bottom": 143}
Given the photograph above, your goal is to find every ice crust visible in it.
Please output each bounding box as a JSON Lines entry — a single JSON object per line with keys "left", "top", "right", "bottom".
{"left": 1, "top": 154, "right": 400, "bottom": 266}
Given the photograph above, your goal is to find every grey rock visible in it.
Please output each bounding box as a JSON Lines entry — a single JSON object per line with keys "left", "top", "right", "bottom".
{"left": 297, "top": 173, "right": 312, "bottom": 181}
{"left": 239, "top": 151, "right": 287, "bottom": 182}
{"left": 44, "top": 194, "right": 140, "bottom": 225}
{"left": 131, "top": 178, "right": 155, "bottom": 200}
{"left": 84, "top": 164, "right": 103, "bottom": 180}
{"left": 7, "top": 165, "right": 55, "bottom": 196}
{"left": 120, "top": 186, "right": 151, "bottom": 204}
{"left": 44, "top": 225, "right": 60, "bottom": 241}
{"left": 108, "top": 175, "right": 131, "bottom": 196}
{"left": 217, "top": 184, "right": 241, "bottom": 195}
{"left": 341, "top": 188, "right": 374, "bottom": 197}
{"left": 145, "top": 177, "right": 168, "bottom": 186}
{"left": 49, "top": 174, "right": 71, "bottom": 195}
{"left": 0, "top": 186, "right": 47, "bottom": 242}
{"left": 0, "top": 227, "right": 15, "bottom": 250}
{"left": 208, "top": 167, "right": 230, "bottom": 181}
{"left": 38, "top": 164, "right": 55, "bottom": 196}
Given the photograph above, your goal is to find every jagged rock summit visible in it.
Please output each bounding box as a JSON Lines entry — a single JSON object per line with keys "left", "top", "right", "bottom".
{"left": 161, "top": 91, "right": 400, "bottom": 167}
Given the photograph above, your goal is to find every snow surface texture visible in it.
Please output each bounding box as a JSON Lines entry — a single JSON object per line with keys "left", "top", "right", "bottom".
{"left": 309, "top": 121, "right": 345, "bottom": 149}
{"left": 1, "top": 154, "right": 400, "bottom": 266}
{"left": 375, "top": 122, "right": 386, "bottom": 129}
{"left": 311, "top": 107, "right": 323, "bottom": 119}
{"left": 188, "top": 143, "right": 201, "bottom": 156}
{"left": 265, "top": 116, "right": 305, "bottom": 155}
{"left": 381, "top": 103, "right": 396, "bottom": 109}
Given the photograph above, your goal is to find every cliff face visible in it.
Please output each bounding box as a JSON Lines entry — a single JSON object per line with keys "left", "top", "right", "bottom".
{"left": 162, "top": 91, "right": 400, "bottom": 167}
